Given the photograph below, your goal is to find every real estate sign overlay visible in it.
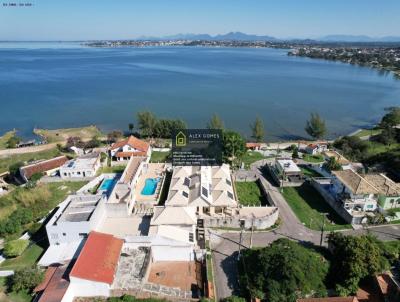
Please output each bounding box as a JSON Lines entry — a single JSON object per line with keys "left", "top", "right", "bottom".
{"left": 172, "top": 129, "right": 222, "bottom": 166}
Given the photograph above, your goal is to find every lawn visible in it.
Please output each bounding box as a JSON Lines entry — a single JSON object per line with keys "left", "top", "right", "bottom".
{"left": 0, "top": 148, "right": 62, "bottom": 174}
{"left": 352, "top": 128, "right": 382, "bottom": 138}
{"left": 302, "top": 154, "right": 324, "bottom": 163}
{"left": 150, "top": 151, "right": 170, "bottom": 163}
{"left": 241, "top": 151, "right": 268, "bottom": 169}
{"left": 0, "top": 181, "right": 87, "bottom": 229}
{"left": 365, "top": 140, "right": 400, "bottom": 157}
{"left": 0, "top": 130, "right": 16, "bottom": 150}
{"left": 0, "top": 243, "right": 44, "bottom": 270}
{"left": 300, "top": 166, "right": 323, "bottom": 178}
{"left": 282, "top": 184, "right": 351, "bottom": 231}
{"left": 235, "top": 181, "right": 266, "bottom": 206}
{"left": 34, "top": 125, "right": 103, "bottom": 143}
{"left": 96, "top": 165, "right": 126, "bottom": 175}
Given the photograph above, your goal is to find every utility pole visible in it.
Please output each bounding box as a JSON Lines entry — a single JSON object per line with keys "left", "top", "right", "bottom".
{"left": 320, "top": 213, "right": 328, "bottom": 246}
{"left": 238, "top": 219, "right": 245, "bottom": 260}
{"left": 250, "top": 218, "right": 254, "bottom": 248}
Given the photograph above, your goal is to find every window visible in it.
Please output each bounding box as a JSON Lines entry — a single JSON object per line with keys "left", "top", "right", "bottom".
{"left": 183, "top": 177, "right": 190, "bottom": 187}
{"left": 227, "top": 192, "right": 234, "bottom": 199}
{"left": 62, "top": 233, "right": 66, "bottom": 236}
{"left": 226, "top": 179, "right": 231, "bottom": 186}
{"left": 189, "top": 232, "right": 194, "bottom": 242}
{"left": 182, "top": 191, "right": 189, "bottom": 198}
{"left": 202, "top": 186, "right": 208, "bottom": 197}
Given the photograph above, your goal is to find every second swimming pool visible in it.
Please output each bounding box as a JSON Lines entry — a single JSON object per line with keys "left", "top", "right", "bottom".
{"left": 141, "top": 177, "right": 161, "bottom": 195}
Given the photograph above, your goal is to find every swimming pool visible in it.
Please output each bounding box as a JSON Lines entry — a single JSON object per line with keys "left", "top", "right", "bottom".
{"left": 141, "top": 178, "right": 160, "bottom": 195}
{"left": 99, "top": 178, "right": 116, "bottom": 192}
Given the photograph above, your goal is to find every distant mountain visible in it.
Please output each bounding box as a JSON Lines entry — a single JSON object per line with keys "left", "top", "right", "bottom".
{"left": 319, "top": 34, "right": 400, "bottom": 42}
{"left": 137, "top": 32, "right": 278, "bottom": 41}
{"left": 137, "top": 32, "right": 400, "bottom": 43}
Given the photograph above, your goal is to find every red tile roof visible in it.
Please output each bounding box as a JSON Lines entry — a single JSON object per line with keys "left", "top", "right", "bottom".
{"left": 110, "top": 136, "right": 149, "bottom": 153}
{"left": 70, "top": 231, "right": 123, "bottom": 285}
{"left": 20, "top": 155, "right": 68, "bottom": 179}
{"left": 34, "top": 265, "right": 70, "bottom": 302}
{"left": 246, "top": 143, "right": 261, "bottom": 148}
{"left": 115, "top": 151, "right": 147, "bottom": 158}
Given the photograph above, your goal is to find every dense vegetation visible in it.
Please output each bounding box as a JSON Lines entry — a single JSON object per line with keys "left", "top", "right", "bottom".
{"left": 0, "top": 182, "right": 86, "bottom": 238}
{"left": 327, "top": 233, "right": 390, "bottom": 296}
{"left": 333, "top": 107, "right": 400, "bottom": 173}
{"left": 136, "top": 111, "right": 187, "bottom": 138}
{"left": 238, "top": 234, "right": 397, "bottom": 302}
{"left": 238, "top": 238, "right": 329, "bottom": 302}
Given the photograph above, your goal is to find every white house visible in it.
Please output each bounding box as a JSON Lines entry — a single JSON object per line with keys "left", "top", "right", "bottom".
{"left": 45, "top": 194, "right": 106, "bottom": 245}
{"left": 19, "top": 155, "right": 69, "bottom": 182}
{"left": 332, "top": 170, "right": 379, "bottom": 213}
{"left": 305, "top": 143, "right": 328, "bottom": 155}
{"left": 109, "top": 135, "right": 151, "bottom": 161}
{"left": 59, "top": 153, "right": 101, "bottom": 179}
{"left": 166, "top": 164, "right": 237, "bottom": 216}
{"left": 63, "top": 232, "right": 123, "bottom": 301}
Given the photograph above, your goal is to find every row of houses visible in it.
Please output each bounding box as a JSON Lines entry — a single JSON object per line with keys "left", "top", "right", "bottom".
{"left": 267, "top": 142, "right": 400, "bottom": 225}
{"left": 16, "top": 135, "right": 152, "bottom": 183}
{"left": 34, "top": 135, "right": 279, "bottom": 301}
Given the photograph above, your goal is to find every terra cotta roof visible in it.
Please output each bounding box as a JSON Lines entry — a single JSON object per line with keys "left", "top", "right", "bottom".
{"left": 115, "top": 151, "right": 147, "bottom": 158}
{"left": 70, "top": 231, "right": 123, "bottom": 285}
{"left": 34, "top": 265, "right": 70, "bottom": 302}
{"left": 110, "top": 135, "right": 149, "bottom": 152}
{"left": 20, "top": 155, "right": 68, "bottom": 179}
{"left": 333, "top": 169, "right": 379, "bottom": 195}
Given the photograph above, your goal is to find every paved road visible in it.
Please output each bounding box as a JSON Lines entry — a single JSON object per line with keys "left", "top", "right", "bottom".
{"left": 213, "top": 160, "right": 400, "bottom": 300}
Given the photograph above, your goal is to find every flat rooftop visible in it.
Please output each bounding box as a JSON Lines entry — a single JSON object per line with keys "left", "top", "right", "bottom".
{"left": 148, "top": 261, "right": 198, "bottom": 292}
{"left": 55, "top": 195, "right": 103, "bottom": 224}
{"left": 97, "top": 216, "right": 150, "bottom": 237}
{"left": 62, "top": 153, "right": 99, "bottom": 170}
{"left": 276, "top": 158, "right": 301, "bottom": 173}
{"left": 112, "top": 247, "right": 150, "bottom": 290}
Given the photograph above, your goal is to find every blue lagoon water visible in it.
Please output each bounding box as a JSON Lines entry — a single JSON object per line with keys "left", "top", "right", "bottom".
{"left": 1, "top": 42, "right": 400, "bottom": 140}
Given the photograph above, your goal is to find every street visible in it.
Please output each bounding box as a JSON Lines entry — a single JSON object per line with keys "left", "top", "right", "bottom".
{"left": 211, "top": 160, "right": 400, "bottom": 300}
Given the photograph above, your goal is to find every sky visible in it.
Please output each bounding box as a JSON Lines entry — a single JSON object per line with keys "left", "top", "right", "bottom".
{"left": 1, "top": 0, "right": 399, "bottom": 40}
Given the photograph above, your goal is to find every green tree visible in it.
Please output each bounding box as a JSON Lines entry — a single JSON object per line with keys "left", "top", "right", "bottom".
{"left": 6, "top": 135, "right": 21, "bottom": 149}
{"left": 3, "top": 239, "right": 29, "bottom": 257}
{"left": 137, "top": 111, "right": 157, "bottom": 137}
{"left": 380, "top": 107, "right": 400, "bottom": 128}
{"left": 128, "top": 123, "right": 134, "bottom": 134}
{"left": 305, "top": 113, "right": 327, "bottom": 139}
{"left": 222, "top": 130, "right": 246, "bottom": 167}
{"left": 11, "top": 266, "right": 44, "bottom": 293}
{"left": 85, "top": 136, "right": 101, "bottom": 149}
{"left": 333, "top": 136, "right": 369, "bottom": 161}
{"left": 251, "top": 117, "right": 265, "bottom": 142}
{"left": 327, "top": 233, "right": 389, "bottom": 296}
{"left": 207, "top": 114, "right": 224, "bottom": 130}
{"left": 292, "top": 146, "right": 299, "bottom": 159}
{"left": 323, "top": 156, "right": 342, "bottom": 172}
{"left": 238, "top": 238, "right": 328, "bottom": 302}
{"left": 8, "top": 161, "right": 23, "bottom": 178}
{"left": 107, "top": 130, "right": 123, "bottom": 144}
{"left": 377, "top": 125, "right": 397, "bottom": 145}
{"left": 221, "top": 296, "right": 246, "bottom": 302}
